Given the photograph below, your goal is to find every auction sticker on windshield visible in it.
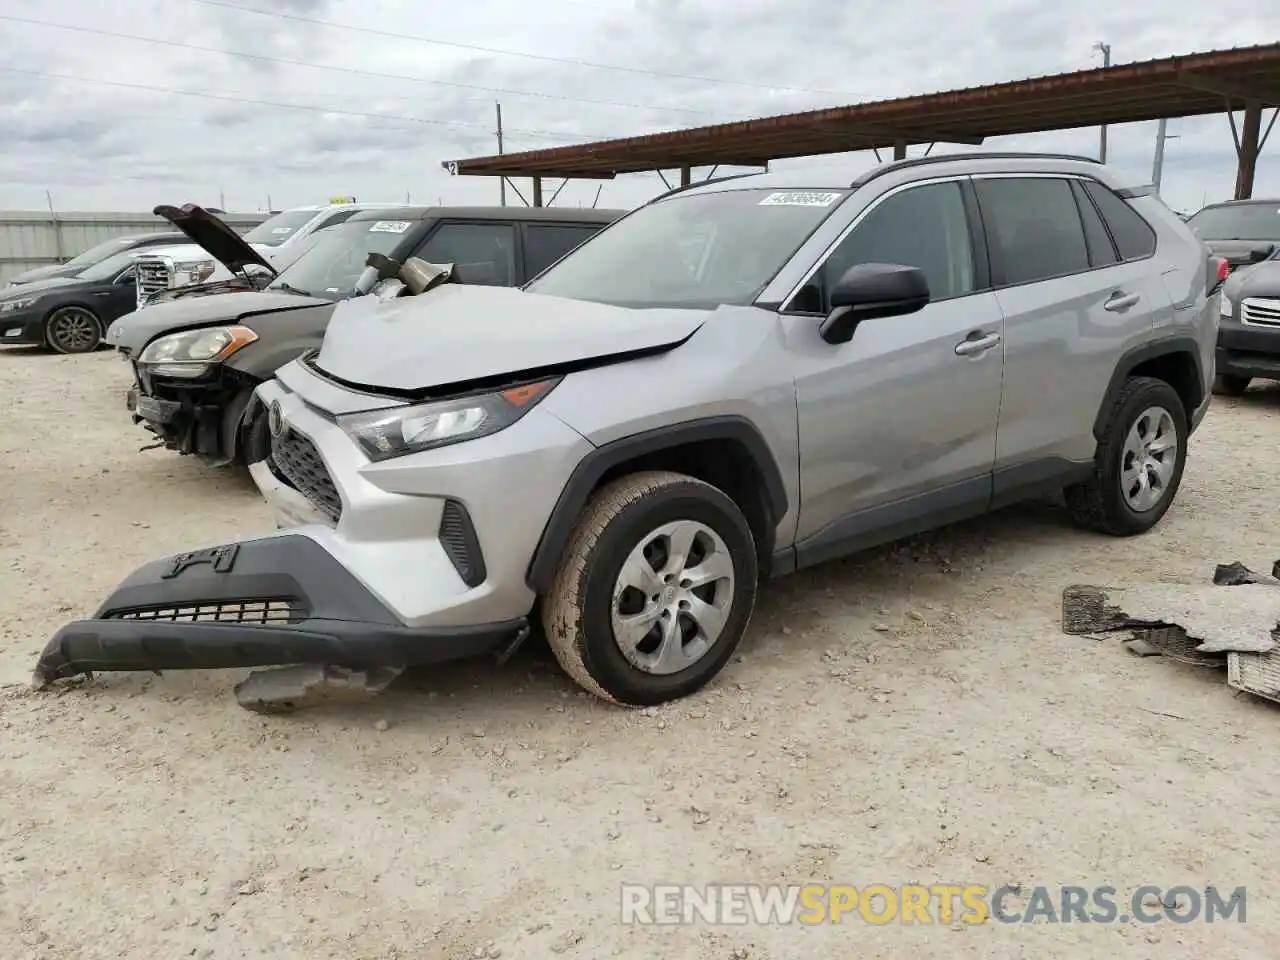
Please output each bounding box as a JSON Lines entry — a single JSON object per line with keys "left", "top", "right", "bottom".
{"left": 759, "top": 191, "right": 843, "bottom": 207}
{"left": 369, "top": 221, "right": 412, "bottom": 234}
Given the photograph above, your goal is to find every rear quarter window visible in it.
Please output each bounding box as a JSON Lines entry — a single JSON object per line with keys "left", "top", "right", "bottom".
{"left": 1082, "top": 181, "right": 1157, "bottom": 260}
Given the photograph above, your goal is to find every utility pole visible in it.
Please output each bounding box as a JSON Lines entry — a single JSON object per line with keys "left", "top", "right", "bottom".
{"left": 495, "top": 102, "right": 506, "bottom": 207}
{"left": 1093, "top": 41, "right": 1111, "bottom": 163}
{"left": 1151, "top": 119, "right": 1167, "bottom": 193}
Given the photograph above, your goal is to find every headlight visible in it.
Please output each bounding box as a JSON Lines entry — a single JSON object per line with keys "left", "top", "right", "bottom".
{"left": 138, "top": 325, "right": 258, "bottom": 377}
{"left": 178, "top": 260, "right": 215, "bottom": 285}
{"left": 338, "top": 378, "right": 560, "bottom": 462}
{"left": 0, "top": 296, "right": 37, "bottom": 313}
{"left": 1220, "top": 295, "right": 1234, "bottom": 318}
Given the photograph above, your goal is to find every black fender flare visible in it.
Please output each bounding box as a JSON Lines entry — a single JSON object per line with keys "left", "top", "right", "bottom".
{"left": 219, "top": 384, "right": 261, "bottom": 462}
{"left": 525, "top": 415, "right": 789, "bottom": 593}
{"left": 1092, "top": 337, "right": 1204, "bottom": 440}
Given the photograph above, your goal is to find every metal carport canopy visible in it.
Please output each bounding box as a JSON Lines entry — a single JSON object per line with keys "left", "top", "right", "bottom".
{"left": 442, "top": 43, "right": 1280, "bottom": 199}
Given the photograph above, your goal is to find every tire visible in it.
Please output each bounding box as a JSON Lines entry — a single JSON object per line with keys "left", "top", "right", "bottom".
{"left": 44, "top": 306, "right": 103, "bottom": 354}
{"left": 240, "top": 410, "right": 272, "bottom": 465}
{"left": 1212, "top": 374, "right": 1251, "bottom": 397}
{"left": 541, "top": 470, "right": 759, "bottom": 706}
{"left": 1065, "top": 376, "right": 1188, "bottom": 536}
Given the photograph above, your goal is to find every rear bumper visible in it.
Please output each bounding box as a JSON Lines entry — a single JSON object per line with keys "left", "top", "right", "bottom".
{"left": 35, "top": 534, "right": 527, "bottom": 682}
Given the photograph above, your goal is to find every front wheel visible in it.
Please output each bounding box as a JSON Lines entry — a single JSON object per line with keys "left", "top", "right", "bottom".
{"left": 1065, "top": 376, "right": 1187, "bottom": 536}
{"left": 541, "top": 470, "right": 759, "bottom": 706}
{"left": 44, "top": 306, "right": 103, "bottom": 354}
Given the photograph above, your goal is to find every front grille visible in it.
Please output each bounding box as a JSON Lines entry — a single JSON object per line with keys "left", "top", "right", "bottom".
{"left": 135, "top": 258, "right": 173, "bottom": 307}
{"left": 439, "top": 499, "right": 486, "bottom": 587}
{"left": 108, "top": 598, "right": 306, "bottom": 624}
{"left": 1242, "top": 297, "right": 1280, "bottom": 328}
{"left": 271, "top": 430, "right": 343, "bottom": 524}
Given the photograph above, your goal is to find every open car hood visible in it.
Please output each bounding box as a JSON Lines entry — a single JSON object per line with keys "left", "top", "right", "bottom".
{"left": 153, "top": 203, "right": 278, "bottom": 278}
{"left": 313, "top": 284, "right": 706, "bottom": 393}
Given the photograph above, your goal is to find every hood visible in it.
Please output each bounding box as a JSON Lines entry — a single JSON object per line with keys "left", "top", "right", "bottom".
{"left": 1, "top": 275, "right": 81, "bottom": 298}
{"left": 1204, "top": 238, "right": 1277, "bottom": 269}
{"left": 6, "top": 263, "right": 79, "bottom": 286}
{"left": 107, "top": 288, "right": 331, "bottom": 353}
{"left": 153, "top": 203, "right": 278, "bottom": 277}
{"left": 314, "top": 284, "right": 707, "bottom": 393}
{"left": 1223, "top": 259, "right": 1280, "bottom": 302}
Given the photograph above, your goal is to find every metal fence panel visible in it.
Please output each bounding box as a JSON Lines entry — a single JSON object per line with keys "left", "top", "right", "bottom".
{"left": 0, "top": 210, "right": 270, "bottom": 282}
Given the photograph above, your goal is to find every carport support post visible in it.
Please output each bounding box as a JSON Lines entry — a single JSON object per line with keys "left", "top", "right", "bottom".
{"left": 532, "top": 177, "right": 543, "bottom": 207}
{"left": 680, "top": 166, "right": 691, "bottom": 187}
{"left": 892, "top": 139, "right": 907, "bottom": 161}
{"left": 1234, "top": 100, "right": 1262, "bottom": 200}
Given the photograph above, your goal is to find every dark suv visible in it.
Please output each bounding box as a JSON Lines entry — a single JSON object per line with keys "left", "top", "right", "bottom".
{"left": 110, "top": 205, "right": 624, "bottom": 466}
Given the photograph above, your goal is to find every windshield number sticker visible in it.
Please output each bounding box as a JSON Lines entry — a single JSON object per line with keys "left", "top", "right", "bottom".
{"left": 759, "top": 191, "right": 843, "bottom": 207}
{"left": 271, "top": 227, "right": 294, "bottom": 234}
{"left": 369, "top": 221, "right": 411, "bottom": 234}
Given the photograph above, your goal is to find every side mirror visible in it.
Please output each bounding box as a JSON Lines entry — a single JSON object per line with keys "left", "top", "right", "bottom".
{"left": 819, "top": 262, "right": 930, "bottom": 345}
{"left": 115, "top": 269, "right": 136, "bottom": 286}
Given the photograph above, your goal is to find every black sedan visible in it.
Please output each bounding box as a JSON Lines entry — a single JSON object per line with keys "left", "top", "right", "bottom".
{"left": 1216, "top": 251, "right": 1280, "bottom": 395}
{"left": 0, "top": 248, "right": 143, "bottom": 353}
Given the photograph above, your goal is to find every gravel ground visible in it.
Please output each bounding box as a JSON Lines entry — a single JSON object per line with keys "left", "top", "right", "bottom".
{"left": 3, "top": 346, "right": 1280, "bottom": 959}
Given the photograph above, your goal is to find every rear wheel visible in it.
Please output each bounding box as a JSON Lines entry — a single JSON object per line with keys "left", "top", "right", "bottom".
{"left": 44, "top": 307, "right": 103, "bottom": 354}
{"left": 541, "top": 470, "right": 759, "bottom": 706}
{"left": 1065, "top": 376, "right": 1187, "bottom": 536}
{"left": 1212, "top": 374, "right": 1251, "bottom": 397}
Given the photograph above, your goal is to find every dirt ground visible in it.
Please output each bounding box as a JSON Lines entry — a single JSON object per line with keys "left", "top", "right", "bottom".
{"left": 2, "top": 346, "right": 1280, "bottom": 959}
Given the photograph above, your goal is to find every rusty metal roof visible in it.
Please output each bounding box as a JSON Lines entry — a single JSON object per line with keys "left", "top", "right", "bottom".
{"left": 443, "top": 44, "right": 1280, "bottom": 179}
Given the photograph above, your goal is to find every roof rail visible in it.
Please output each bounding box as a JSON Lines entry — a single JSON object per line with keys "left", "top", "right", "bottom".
{"left": 851, "top": 151, "right": 1102, "bottom": 188}
{"left": 650, "top": 171, "right": 762, "bottom": 202}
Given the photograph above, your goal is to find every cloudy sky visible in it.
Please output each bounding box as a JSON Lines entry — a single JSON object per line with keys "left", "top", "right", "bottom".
{"left": 0, "top": 0, "right": 1275, "bottom": 216}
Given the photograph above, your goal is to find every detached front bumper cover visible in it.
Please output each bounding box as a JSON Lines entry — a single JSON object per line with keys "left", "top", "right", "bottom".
{"left": 35, "top": 534, "right": 527, "bottom": 684}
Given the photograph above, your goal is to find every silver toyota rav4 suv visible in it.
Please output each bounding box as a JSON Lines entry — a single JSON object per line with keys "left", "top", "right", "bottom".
{"left": 38, "top": 153, "right": 1219, "bottom": 707}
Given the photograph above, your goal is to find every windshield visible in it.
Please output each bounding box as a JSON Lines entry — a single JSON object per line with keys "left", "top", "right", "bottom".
{"left": 525, "top": 188, "right": 848, "bottom": 308}
{"left": 64, "top": 236, "right": 151, "bottom": 269}
{"left": 1186, "top": 204, "right": 1280, "bottom": 242}
{"left": 78, "top": 250, "right": 139, "bottom": 282}
{"left": 242, "top": 209, "right": 320, "bottom": 246}
{"left": 269, "top": 218, "right": 417, "bottom": 299}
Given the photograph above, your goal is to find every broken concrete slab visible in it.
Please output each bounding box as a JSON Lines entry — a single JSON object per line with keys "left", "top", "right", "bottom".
{"left": 1114, "top": 583, "right": 1280, "bottom": 654}
{"left": 233, "top": 664, "right": 404, "bottom": 714}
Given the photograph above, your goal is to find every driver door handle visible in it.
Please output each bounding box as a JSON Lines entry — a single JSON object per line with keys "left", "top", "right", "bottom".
{"left": 1103, "top": 291, "right": 1141, "bottom": 312}
{"left": 954, "top": 331, "right": 1001, "bottom": 357}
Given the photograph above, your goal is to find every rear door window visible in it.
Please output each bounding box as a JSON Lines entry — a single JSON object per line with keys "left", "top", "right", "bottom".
{"left": 417, "top": 221, "right": 517, "bottom": 286}
{"left": 975, "top": 177, "right": 1091, "bottom": 286}
{"left": 522, "top": 223, "right": 603, "bottom": 279}
{"left": 1082, "top": 181, "right": 1157, "bottom": 260}
{"left": 1069, "top": 180, "right": 1119, "bottom": 268}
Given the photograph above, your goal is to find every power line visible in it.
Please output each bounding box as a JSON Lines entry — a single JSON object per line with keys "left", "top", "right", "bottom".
{"left": 0, "top": 13, "right": 717, "bottom": 118}
{"left": 187, "top": 0, "right": 868, "bottom": 97}
{"left": 0, "top": 66, "right": 612, "bottom": 141}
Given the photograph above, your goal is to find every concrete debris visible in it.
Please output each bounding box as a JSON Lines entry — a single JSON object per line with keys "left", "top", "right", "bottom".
{"left": 233, "top": 664, "right": 404, "bottom": 714}
{"left": 1063, "top": 559, "right": 1280, "bottom": 706}
{"left": 1115, "top": 583, "right": 1280, "bottom": 654}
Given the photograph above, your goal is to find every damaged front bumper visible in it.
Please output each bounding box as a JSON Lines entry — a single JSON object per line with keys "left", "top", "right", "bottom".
{"left": 35, "top": 533, "right": 528, "bottom": 684}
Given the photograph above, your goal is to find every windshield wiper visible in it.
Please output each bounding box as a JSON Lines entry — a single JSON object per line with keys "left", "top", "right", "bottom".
{"left": 272, "top": 281, "right": 312, "bottom": 296}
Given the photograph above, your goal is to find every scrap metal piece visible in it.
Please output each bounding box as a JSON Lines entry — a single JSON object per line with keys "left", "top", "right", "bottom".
{"left": 1228, "top": 649, "right": 1280, "bottom": 705}
{"left": 1061, "top": 585, "right": 1164, "bottom": 635}
{"left": 1128, "top": 626, "right": 1225, "bottom": 668}
{"left": 233, "top": 664, "right": 404, "bottom": 714}
{"left": 1214, "top": 561, "right": 1280, "bottom": 587}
